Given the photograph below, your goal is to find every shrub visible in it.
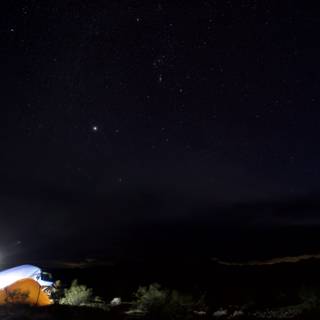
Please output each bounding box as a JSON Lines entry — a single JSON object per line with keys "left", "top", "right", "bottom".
{"left": 59, "top": 279, "right": 107, "bottom": 310}
{"left": 133, "top": 283, "right": 167, "bottom": 314}
{"left": 132, "top": 283, "right": 205, "bottom": 319}
{"left": 299, "top": 286, "right": 320, "bottom": 309}
{"left": 5, "top": 289, "right": 29, "bottom": 304}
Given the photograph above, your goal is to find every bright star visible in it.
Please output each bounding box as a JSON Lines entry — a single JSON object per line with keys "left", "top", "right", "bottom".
{"left": 92, "top": 126, "right": 98, "bottom": 132}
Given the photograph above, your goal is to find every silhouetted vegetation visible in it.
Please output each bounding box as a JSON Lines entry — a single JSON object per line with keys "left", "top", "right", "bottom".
{"left": 59, "top": 279, "right": 108, "bottom": 310}
{"left": 5, "top": 290, "right": 29, "bottom": 304}
{"left": 130, "top": 283, "right": 206, "bottom": 319}
{"left": 5, "top": 269, "right": 320, "bottom": 319}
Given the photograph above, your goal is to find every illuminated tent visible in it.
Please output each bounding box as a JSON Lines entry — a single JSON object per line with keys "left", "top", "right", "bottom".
{"left": 0, "top": 265, "right": 53, "bottom": 306}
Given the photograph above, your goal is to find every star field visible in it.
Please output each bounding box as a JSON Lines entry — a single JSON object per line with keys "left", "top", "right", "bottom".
{"left": 1, "top": 0, "right": 320, "bottom": 201}
{"left": 1, "top": 1, "right": 320, "bottom": 263}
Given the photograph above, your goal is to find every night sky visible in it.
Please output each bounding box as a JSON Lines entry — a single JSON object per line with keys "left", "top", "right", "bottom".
{"left": 1, "top": 1, "right": 320, "bottom": 262}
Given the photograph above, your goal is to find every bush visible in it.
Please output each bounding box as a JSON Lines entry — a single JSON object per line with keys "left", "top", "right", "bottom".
{"left": 132, "top": 283, "right": 206, "bottom": 319}
{"left": 133, "top": 283, "right": 167, "bottom": 314}
{"left": 5, "top": 290, "right": 29, "bottom": 304}
{"left": 59, "top": 279, "right": 108, "bottom": 310}
{"left": 299, "top": 286, "right": 320, "bottom": 309}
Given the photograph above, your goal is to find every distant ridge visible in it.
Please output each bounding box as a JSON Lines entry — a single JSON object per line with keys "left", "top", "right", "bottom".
{"left": 212, "top": 253, "right": 320, "bottom": 266}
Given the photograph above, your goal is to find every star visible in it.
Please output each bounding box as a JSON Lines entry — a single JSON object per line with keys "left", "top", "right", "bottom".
{"left": 92, "top": 125, "right": 99, "bottom": 132}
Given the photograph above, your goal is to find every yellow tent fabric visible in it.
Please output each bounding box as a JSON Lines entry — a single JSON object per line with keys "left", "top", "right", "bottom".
{"left": 0, "top": 278, "right": 52, "bottom": 306}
